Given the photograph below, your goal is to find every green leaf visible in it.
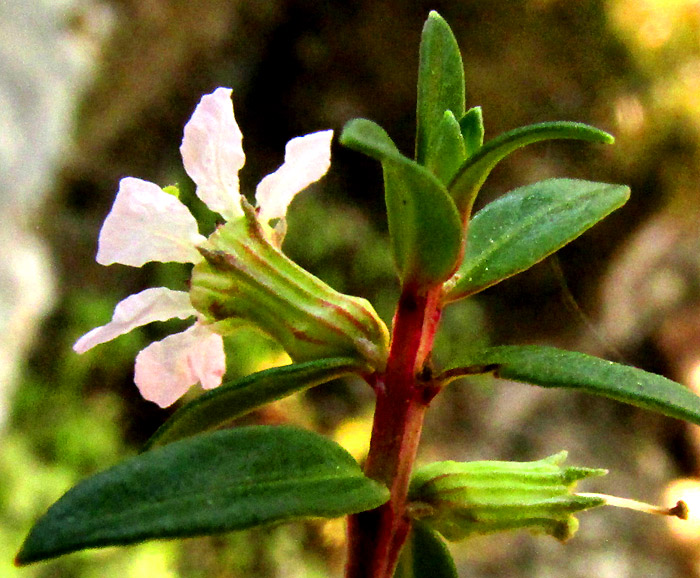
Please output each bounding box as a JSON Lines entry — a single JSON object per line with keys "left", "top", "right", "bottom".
{"left": 416, "top": 11, "right": 465, "bottom": 165}
{"left": 382, "top": 161, "right": 462, "bottom": 288}
{"left": 444, "top": 179, "right": 630, "bottom": 301}
{"left": 460, "top": 345, "right": 700, "bottom": 426}
{"left": 16, "top": 426, "right": 390, "bottom": 565}
{"left": 425, "top": 110, "right": 466, "bottom": 185}
{"left": 394, "top": 522, "right": 458, "bottom": 578}
{"left": 340, "top": 118, "right": 462, "bottom": 288}
{"left": 459, "top": 106, "right": 484, "bottom": 157}
{"left": 145, "top": 358, "right": 364, "bottom": 450}
{"left": 449, "top": 121, "right": 615, "bottom": 214}
{"left": 340, "top": 117, "right": 403, "bottom": 160}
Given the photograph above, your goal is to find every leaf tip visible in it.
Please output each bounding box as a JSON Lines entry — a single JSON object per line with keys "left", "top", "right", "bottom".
{"left": 13, "top": 543, "right": 37, "bottom": 567}
{"left": 338, "top": 118, "right": 361, "bottom": 145}
{"left": 424, "top": 10, "right": 451, "bottom": 33}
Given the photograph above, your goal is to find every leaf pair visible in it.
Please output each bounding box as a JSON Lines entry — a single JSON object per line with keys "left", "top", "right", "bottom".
{"left": 340, "top": 12, "right": 466, "bottom": 290}
{"left": 341, "top": 11, "right": 621, "bottom": 296}
{"left": 17, "top": 358, "right": 384, "bottom": 566}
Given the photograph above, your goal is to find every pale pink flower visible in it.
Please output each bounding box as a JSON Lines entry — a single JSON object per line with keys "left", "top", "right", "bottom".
{"left": 74, "top": 87, "right": 333, "bottom": 407}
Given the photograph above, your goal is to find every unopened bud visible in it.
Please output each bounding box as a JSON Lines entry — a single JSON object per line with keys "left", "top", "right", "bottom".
{"left": 408, "top": 451, "right": 607, "bottom": 542}
{"left": 190, "top": 203, "right": 389, "bottom": 371}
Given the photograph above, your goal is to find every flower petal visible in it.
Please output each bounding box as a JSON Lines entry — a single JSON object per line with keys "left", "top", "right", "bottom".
{"left": 134, "top": 323, "right": 226, "bottom": 407}
{"left": 180, "top": 87, "right": 245, "bottom": 220}
{"left": 255, "top": 129, "right": 333, "bottom": 222}
{"left": 97, "top": 177, "right": 206, "bottom": 267}
{"left": 73, "top": 288, "right": 195, "bottom": 353}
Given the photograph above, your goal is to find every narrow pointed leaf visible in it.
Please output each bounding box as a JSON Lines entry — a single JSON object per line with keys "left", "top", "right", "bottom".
{"left": 341, "top": 118, "right": 462, "bottom": 288}
{"left": 459, "top": 106, "right": 484, "bottom": 158}
{"left": 145, "top": 357, "right": 364, "bottom": 450}
{"left": 444, "top": 179, "right": 630, "bottom": 302}
{"left": 462, "top": 346, "right": 700, "bottom": 426}
{"left": 416, "top": 11, "right": 465, "bottom": 165}
{"left": 394, "top": 522, "right": 458, "bottom": 578}
{"left": 449, "top": 121, "right": 615, "bottom": 214}
{"left": 16, "top": 426, "right": 390, "bottom": 565}
{"left": 425, "top": 110, "right": 466, "bottom": 185}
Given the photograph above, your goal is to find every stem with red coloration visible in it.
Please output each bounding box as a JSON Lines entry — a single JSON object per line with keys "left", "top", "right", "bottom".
{"left": 345, "top": 285, "right": 443, "bottom": 578}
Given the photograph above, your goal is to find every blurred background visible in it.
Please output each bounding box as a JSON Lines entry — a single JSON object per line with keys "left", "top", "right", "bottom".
{"left": 5, "top": 0, "right": 700, "bottom": 576}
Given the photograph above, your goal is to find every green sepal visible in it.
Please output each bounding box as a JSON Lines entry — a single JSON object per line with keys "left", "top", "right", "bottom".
{"left": 444, "top": 178, "right": 630, "bottom": 302}
{"left": 408, "top": 452, "right": 606, "bottom": 542}
{"left": 449, "top": 121, "right": 615, "bottom": 215}
{"left": 144, "top": 357, "right": 365, "bottom": 450}
{"left": 415, "top": 11, "right": 465, "bottom": 165}
{"left": 15, "top": 426, "right": 390, "bottom": 566}
{"left": 162, "top": 184, "right": 180, "bottom": 198}
{"left": 340, "top": 118, "right": 462, "bottom": 289}
{"left": 425, "top": 110, "right": 466, "bottom": 185}
{"left": 190, "top": 203, "right": 389, "bottom": 370}
{"left": 394, "top": 522, "right": 458, "bottom": 578}
{"left": 459, "top": 106, "right": 484, "bottom": 158}
{"left": 457, "top": 345, "right": 700, "bottom": 426}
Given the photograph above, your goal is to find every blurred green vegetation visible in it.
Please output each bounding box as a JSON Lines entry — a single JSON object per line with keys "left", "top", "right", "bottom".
{"left": 7, "top": 0, "right": 700, "bottom": 576}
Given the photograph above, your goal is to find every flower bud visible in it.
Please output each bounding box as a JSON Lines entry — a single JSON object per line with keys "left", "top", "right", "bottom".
{"left": 408, "top": 451, "right": 607, "bottom": 542}
{"left": 189, "top": 203, "right": 390, "bottom": 372}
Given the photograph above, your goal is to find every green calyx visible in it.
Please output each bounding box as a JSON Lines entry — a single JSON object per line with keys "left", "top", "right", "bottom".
{"left": 408, "top": 451, "right": 607, "bottom": 542}
{"left": 189, "top": 204, "right": 390, "bottom": 372}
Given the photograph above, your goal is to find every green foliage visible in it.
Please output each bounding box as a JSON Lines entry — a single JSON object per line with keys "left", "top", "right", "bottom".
{"left": 457, "top": 346, "right": 700, "bottom": 426}
{"left": 444, "top": 179, "right": 630, "bottom": 301}
{"left": 144, "top": 357, "right": 365, "bottom": 449}
{"left": 424, "top": 110, "right": 466, "bottom": 185}
{"left": 394, "top": 522, "right": 458, "bottom": 578}
{"left": 5, "top": 362, "right": 177, "bottom": 577}
{"left": 415, "top": 11, "right": 465, "bottom": 166}
{"left": 340, "top": 119, "right": 463, "bottom": 289}
{"left": 448, "top": 121, "right": 615, "bottom": 215}
{"left": 16, "top": 426, "right": 389, "bottom": 565}
{"left": 459, "top": 107, "right": 484, "bottom": 158}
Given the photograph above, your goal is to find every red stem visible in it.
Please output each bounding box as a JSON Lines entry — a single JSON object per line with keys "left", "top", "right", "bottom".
{"left": 345, "top": 285, "right": 443, "bottom": 578}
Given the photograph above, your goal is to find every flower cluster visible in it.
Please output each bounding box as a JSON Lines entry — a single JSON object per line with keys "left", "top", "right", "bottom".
{"left": 74, "top": 88, "right": 334, "bottom": 407}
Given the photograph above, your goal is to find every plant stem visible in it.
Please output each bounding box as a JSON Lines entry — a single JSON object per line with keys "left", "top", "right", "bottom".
{"left": 345, "top": 285, "right": 443, "bottom": 578}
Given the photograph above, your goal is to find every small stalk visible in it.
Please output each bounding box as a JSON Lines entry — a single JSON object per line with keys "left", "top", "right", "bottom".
{"left": 345, "top": 285, "right": 443, "bottom": 578}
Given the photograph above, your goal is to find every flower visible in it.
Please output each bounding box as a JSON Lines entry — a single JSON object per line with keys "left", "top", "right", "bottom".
{"left": 408, "top": 451, "right": 689, "bottom": 543}
{"left": 74, "top": 87, "right": 333, "bottom": 408}
{"left": 408, "top": 451, "right": 608, "bottom": 542}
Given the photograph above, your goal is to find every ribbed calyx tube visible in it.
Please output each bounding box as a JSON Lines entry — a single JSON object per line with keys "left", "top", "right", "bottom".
{"left": 189, "top": 207, "right": 389, "bottom": 372}
{"left": 408, "top": 451, "right": 607, "bottom": 542}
